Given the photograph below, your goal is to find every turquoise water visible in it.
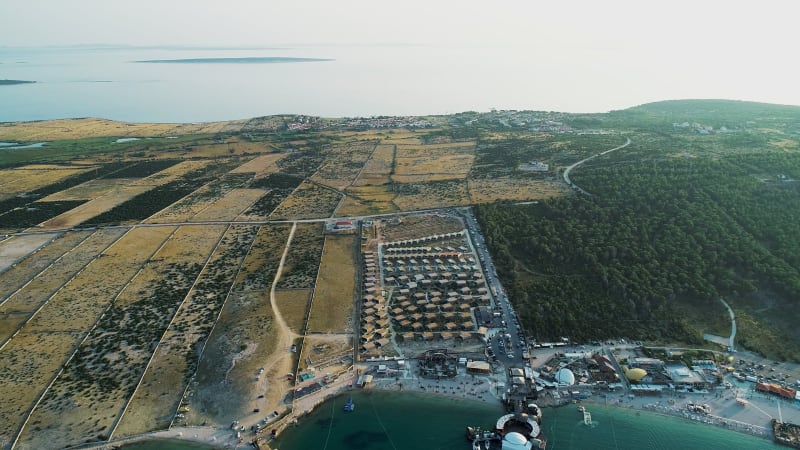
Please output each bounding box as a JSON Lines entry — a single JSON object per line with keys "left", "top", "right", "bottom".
{"left": 121, "top": 439, "right": 216, "bottom": 450}
{"left": 272, "top": 391, "right": 780, "bottom": 450}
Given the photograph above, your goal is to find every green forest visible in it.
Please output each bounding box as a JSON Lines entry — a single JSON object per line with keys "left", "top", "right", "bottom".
{"left": 476, "top": 100, "right": 800, "bottom": 361}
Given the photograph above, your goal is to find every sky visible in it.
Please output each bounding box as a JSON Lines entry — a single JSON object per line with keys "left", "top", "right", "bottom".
{"left": 1, "top": 0, "right": 800, "bottom": 111}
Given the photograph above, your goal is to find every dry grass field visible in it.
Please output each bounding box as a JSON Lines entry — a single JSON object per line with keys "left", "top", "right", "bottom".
{"left": 352, "top": 144, "right": 395, "bottom": 186}
{"left": 0, "top": 226, "right": 172, "bottom": 447}
{"left": 17, "top": 225, "right": 224, "bottom": 449}
{"left": 467, "top": 177, "right": 568, "bottom": 203}
{"left": 0, "top": 165, "right": 93, "bottom": 201}
{"left": 0, "top": 229, "right": 126, "bottom": 344}
{"left": 277, "top": 223, "right": 324, "bottom": 289}
{"left": 275, "top": 289, "right": 311, "bottom": 334}
{"left": 0, "top": 118, "right": 246, "bottom": 141}
{"left": 381, "top": 214, "right": 464, "bottom": 242}
{"left": 0, "top": 233, "right": 60, "bottom": 272}
{"left": 393, "top": 142, "right": 475, "bottom": 183}
{"left": 338, "top": 185, "right": 398, "bottom": 216}
{"left": 191, "top": 188, "right": 266, "bottom": 222}
{"left": 181, "top": 139, "right": 271, "bottom": 159}
{"left": 392, "top": 180, "right": 471, "bottom": 210}
{"left": 40, "top": 178, "right": 131, "bottom": 201}
{"left": 268, "top": 182, "right": 341, "bottom": 220}
{"left": 0, "top": 230, "right": 92, "bottom": 303}
{"left": 230, "top": 152, "right": 287, "bottom": 177}
{"left": 132, "top": 160, "right": 215, "bottom": 185}
{"left": 310, "top": 141, "right": 376, "bottom": 190}
{"left": 114, "top": 225, "right": 259, "bottom": 437}
{"left": 306, "top": 235, "right": 356, "bottom": 333}
{"left": 37, "top": 184, "right": 154, "bottom": 230}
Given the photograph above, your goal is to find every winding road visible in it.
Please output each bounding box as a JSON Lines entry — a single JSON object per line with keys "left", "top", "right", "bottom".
{"left": 563, "top": 137, "right": 631, "bottom": 195}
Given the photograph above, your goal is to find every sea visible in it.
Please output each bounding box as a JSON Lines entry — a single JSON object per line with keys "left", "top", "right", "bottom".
{"left": 123, "top": 391, "right": 781, "bottom": 450}
{"left": 274, "top": 391, "right": 780, "bottom": 450}
{"left": 0, "top": 44, "right": 650, "bottom": 123}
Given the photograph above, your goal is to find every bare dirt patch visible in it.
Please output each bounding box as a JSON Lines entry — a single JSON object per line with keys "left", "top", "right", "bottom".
{"left": 0, "top": 229, "right": 126, "bottom": 343}
{"left": 0, "top": 233, "right": 59, "bottom": 272}
{"left": 0, "top": 230, "right": 91, "bottom": 302}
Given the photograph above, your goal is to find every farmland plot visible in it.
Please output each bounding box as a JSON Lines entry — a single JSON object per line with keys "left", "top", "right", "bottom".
{"left": 310, "top": 141, "right": 376, "bottom": 190}
{"left": 0, "top": 233, "right": 60, "bottom": 272}
{"left": 268, "top": 182, "right": 340, "bottom": 220}
{"left": 113, "top": 225, "right": 263, "bottom": 436}
{"left": 37, "top": 184, "right": 153, "bottom": 230}
{"left": 179, "top": 225, "right": 290, "bottom": 428}
{"left": 393, "top": 142, "right": 475, "bottom": 183}
{"left": 352, "top": 144, "right": 395, "bottom": 187}
{"left": 277, "top": 223, "right": 324, "bottom": 289}
{"left": 467, "top": 177, "right": 567, "bottom": 203}
{"left": 17, "top": 225, "right": 224, "bottom": 449}
{"left": 190, "top": 188, "right": 266, "bottom": 222}
{"left": 229, "top": 152, "right": 286, "bottom": 177}
{"left": 0, "top": 226, "right": 172, "bottom": 447}
{"left": 307, "top": 235, "right": 357, "bottom": 333}
{"left": 392, "top": 179, "right": 471, "bottom": 210}
{"left": 0, "top": 230, "right": 92, "bottom": 303}
{"left": 0, "top": 165, "right": 92, "bottom": 201}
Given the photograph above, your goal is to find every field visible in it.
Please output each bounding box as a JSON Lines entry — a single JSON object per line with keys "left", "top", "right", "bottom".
{"left": 0, "top": 118, "right": 246, "bottom": 141}
{"left": 467, "top": 177, "right": 567, "bottom": 203}
{"left": 0, "top": 226, "right": 172, "bottom": 447}
{"left": 0, "top": 165, "right": 92, "bottom": 201}
{"left": 392, "top": 179, "right": 471, "bottom": 210}
{"left": 0, "top": 230, "right": 92, "bottom": 304}
{"left": 0, "top": 229, "right": 124, "bottom": 344}
{"left": 393, "top": 142, "right": 476, "bottom": 183}
{"left": 268, "top": 182, "right": 341, "bottom": 220}
{"left": 306, "top": 235, "right": 357, "bottom": 333}
{"left": 113, "top": 225, "right": 259, "bottom": 437}
{"left": 352, "top": 144, "right": 394, "bottom": 186}
{"left": 274, "top": 289, "right": 311, "bottom": 334}
{"left": 36, "top": 184, "right": 154, "bottom": 230}
{"left": 17, "top": 225, "right": 224, "bottom": 449}
{"left": 191, "top": 188, "right": 266, "bottom": 222}
{"left": 310, "top": 141, "right": 376, "bottom": 190}
{"left": 277, "top": 224, "right": 324, "bottom": 289}
{"left": 230, "top": 153, "right": 287, "bottom": 177}
{"left": 0, "top": 233, "right": 59, "bottom": 272}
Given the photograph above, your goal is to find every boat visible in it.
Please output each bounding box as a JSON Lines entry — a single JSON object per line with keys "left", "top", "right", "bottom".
{"left": 468, "top": 412, "right": 546, "bottom": 449}
{"left": 577, "top": 405, "right": 585, "bottom": 413}
{"left": 343, "top": 396, "right": 355, "bottom": 412}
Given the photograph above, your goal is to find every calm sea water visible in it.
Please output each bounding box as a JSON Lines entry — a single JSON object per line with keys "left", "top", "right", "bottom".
{"left": 270, "top": 391, "right": 779, "bottom": 450}
{"left": 0, "top": 45, "right": 644, "bottom": 123}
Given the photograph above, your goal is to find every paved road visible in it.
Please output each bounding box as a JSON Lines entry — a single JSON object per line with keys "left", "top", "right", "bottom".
{"left": 460, "top": 209, "right": 527, "bottom": 366}
{"left": 563, "top": 137, "right": 631, "bottom": 195}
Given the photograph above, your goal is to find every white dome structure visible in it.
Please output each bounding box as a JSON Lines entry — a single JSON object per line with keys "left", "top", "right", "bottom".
{"left": 555, "top": 368, "right": 575, "bottom": 386}
{"left": 502, "top": 431, "right": 533, "bottom": 450}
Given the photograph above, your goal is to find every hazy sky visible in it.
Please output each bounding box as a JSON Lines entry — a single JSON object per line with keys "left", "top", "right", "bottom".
{"left": 2, "top": 0, "right": 800, "bottom": 112}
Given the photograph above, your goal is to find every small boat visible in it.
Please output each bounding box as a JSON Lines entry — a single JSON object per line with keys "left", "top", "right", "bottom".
{"left": 577, "top": 405, "right": 585, "bottom": 413}
{"left": 343, "top": 396, "right": 355, "bottom": 412}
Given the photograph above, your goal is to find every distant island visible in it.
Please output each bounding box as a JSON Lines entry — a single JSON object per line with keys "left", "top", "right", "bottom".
{"left": 135, "top": 56, "right": 334, "bottom": 64}
{"left": 0, "top": 79, "right": 36, "bottom": 85}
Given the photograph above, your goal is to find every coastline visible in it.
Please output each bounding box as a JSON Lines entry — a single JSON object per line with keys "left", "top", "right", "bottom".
{"left": 91, "top": 369, "right": 787, "bottom": 449}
